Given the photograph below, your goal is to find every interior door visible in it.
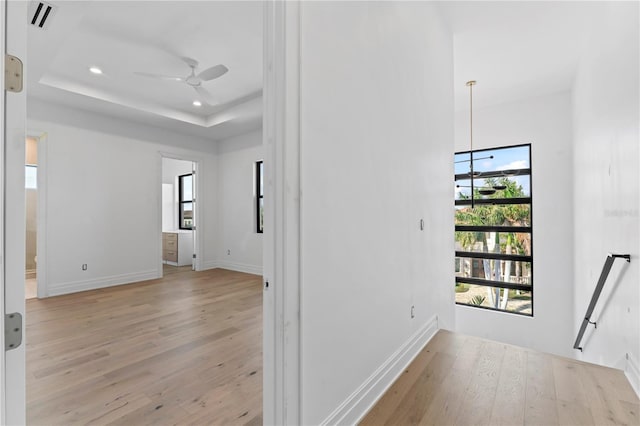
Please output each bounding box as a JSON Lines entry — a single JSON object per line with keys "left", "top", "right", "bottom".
{"left": 3, "top": 1, "right": 28, "bottom": 424}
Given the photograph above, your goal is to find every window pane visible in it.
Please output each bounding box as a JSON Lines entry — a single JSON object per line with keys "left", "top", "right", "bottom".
{"left": 259, "top": 162, "right": 264, "bottom": 197}
{"left": 455, "top": 232, "right": 531, "bottom": 255}
{"left": 455, "top": 175, "right": 530, "bottom": 200}
{"left": 25, "top": 166, "right": 37, "bottom": 189}
{"left": 454, "top": 144, "right": 532, "bottom": 316}
{"left": 455, "top": 204, "right": 531, "bottom": 227}
{"left": 455, "top": 258, "right": 532, "bottom": 285}
{"left": 455, "top": 146, "right": 530, "bottom": 175}
{"left": 259, "top": 197, "right": 264, "bottom": 232}
{"left": 181, "top": 202, "right": 193, "bottom": 229}
{"left": 455, "top": 284, "right": 532, "bottom": 315}
{"left": 181, "top": 175, "right": 193, "bottom": 201}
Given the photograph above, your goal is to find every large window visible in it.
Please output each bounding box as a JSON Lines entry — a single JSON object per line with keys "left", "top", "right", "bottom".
{"left": 256, "top": 161, "right": 263, "bottom": 233}
{"left": 454, "top": 144, "right": 533, "bottom": 316}
{"left": 178, "top": 173, "right": 193, "bottom": 230}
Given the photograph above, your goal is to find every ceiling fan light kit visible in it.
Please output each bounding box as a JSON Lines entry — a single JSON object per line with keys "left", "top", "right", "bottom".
{"left": 134, "top": 56, "right": 228, "bottom": 106}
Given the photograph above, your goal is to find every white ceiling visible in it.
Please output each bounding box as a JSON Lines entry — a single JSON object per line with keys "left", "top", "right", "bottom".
{"left": 28, "top": 1, "right": 603, "bottom": 140}
{"left": 439, "top": 1, "right": 603, "bottom": 111}
{"left": 28, "top": 1, "right": 263, "bottom": 141}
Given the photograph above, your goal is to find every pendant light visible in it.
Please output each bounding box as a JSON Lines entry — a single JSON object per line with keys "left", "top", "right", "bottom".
{"left": 460, "top": 80, "right": 506, "bottom": 207}
{"left": 467, "top": 80, "right": 477, "bottom": 207}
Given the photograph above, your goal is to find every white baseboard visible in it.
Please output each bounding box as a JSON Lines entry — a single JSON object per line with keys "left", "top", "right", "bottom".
{"left": 47, "top": 270, "right": 159, "bottom": 297}
{"left": 201, "top": 260, "right": 220, "bottom": 271}
{"left": 215, "top": 260, "right": 262, "bottom": 276}
{"left": 320, "top": 315, "right": 440, "bottom": 426}
{"left": 626, "top": 352, "right": 640, "bottom": 399}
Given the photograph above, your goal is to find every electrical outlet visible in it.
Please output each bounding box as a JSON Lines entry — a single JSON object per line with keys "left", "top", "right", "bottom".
{"left": 227, "top": 249, "right": 231, "bottom": 255}
{"left": 82, "top": 264, "right": 87, "bottom": 271}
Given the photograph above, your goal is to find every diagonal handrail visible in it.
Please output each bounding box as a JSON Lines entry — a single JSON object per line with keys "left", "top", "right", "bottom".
{"left": 574, "top": 253, "right": 631, "bottom": 352}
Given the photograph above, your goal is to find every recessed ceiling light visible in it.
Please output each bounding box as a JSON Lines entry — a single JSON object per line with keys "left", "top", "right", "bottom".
{"left": 193, "top": 100, "right": 202, "bottom": 107}
{"left": 89, "top": 66, "right": 103, "bottom": 75}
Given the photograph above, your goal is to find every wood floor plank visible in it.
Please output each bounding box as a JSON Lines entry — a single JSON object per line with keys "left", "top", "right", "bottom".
{"left": 523, "top": 351, "right": 559, "bottom": 426}
{"left": 384, "top": 351, "right": 456, "bottom": 425}
{"left": 453, "top": 340, "right": 506, "bottom": 426}
{"left": 359, "top": 339, "right": 440, "bottom": 425}
{"left": 488, "top": 346, "right": 527, "bottom": 425}
{"left": 360, "top": 330, "right": 639, "bottom": 426}
{"left": 26, "top": 267, "right": 262, "bottom": 425}
{"left": 419, "top": 334, "right": 483, "bottom": 426}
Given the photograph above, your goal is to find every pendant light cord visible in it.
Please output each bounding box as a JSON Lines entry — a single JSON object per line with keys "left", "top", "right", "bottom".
{"left": 466, "top": 80, "right": 476, "bottom": 208}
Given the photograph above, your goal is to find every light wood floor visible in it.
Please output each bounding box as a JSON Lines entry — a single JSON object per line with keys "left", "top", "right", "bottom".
{"left": 26, "top": 266, "right": 262, "bottom": 426}
{"left": 361, "top": 330, "right": 640, "bottom": 426}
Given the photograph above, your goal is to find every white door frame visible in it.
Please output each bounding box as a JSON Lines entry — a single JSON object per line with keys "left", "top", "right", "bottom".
{"left": 0, "top": 1, "right": 6, "bottom": 421}
{"left": 1, "top": 1, "right": 304, "bottom": 424}
{"left": 263, "top": 1, "right": 302, "bottom": 424}
{"left": 2, "top": 1, "right": 28, "bottom": 424}
{"left": 157, "top": 151, "right": 202, "bottom": 274}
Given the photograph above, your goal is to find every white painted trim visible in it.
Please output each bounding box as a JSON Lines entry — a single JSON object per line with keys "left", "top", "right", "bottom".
{"left": 201, "top": 260, "right": 220, "bottom": 271}
{"left": 215, "top": 261, "right": 262, "bottom": 276}
{"left": 320, "top": 316, "right": 440, "bottom": 426}
{"left": 626, "top": 352, "right": 640, "bottom": 399}
{"left": 46, "top": 270, "right": 159, "bottom": 297}
{"left": 0, "top": 0, "right": 6, "bottom": 421}
{"left": 263, "top": 1, "right": 302, "bottom": 424}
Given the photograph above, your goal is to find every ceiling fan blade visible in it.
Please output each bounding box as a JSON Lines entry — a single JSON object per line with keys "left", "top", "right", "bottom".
{"left": 198, "top": 64, "right": 228, "bottom": 81}
{"left": 194, "top": 86, "right": 218, "bottom": 105}
{"left": 134, "top": 72, "right": 183, "bottom": 82}
{"left": 181, "top": 56, "right": 199, "bottom": 68}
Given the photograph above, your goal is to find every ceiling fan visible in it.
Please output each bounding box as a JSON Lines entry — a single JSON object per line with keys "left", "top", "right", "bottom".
{"left": 134, "top": 56, "right": 228, "bottom": 105}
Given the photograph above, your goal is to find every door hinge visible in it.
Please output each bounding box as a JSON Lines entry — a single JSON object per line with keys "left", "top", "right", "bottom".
{"left": 192, "top": 226, "right": 196, "bottom": 230}
{"left": 5, "top": 55, "right": 24, "bottom": 93}
{"left": 5, "top": 312, "right": 23, "bottom": 351}
{"left": 192, "top": 254, "right": 197, "bottom": 259}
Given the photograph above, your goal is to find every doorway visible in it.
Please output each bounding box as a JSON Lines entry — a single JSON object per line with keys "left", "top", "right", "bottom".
{"left": 161, "top": 156, "right": 196, "bottom": 273}
{"left": 3, "top": 1, "right": 286, "bottom": 424}
{"left": 25, "top": 136, "right": 38, "bottom": 299}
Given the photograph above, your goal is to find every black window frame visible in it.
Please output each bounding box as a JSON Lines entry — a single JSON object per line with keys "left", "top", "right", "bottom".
{"left": 178, "top": 173, "right": 193, "bottom": 230}
{"left": 454, "top": 143, "right": 534, "bottom": 316}
{"left": 256, "top": 161, "right": 264, "bottom": 233}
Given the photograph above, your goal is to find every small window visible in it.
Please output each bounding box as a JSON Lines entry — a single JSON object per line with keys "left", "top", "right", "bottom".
{"left": 256, "top": 161, "right": 264, "bottom": 233}
{"left": 179, "top": 174, "right": 193, "bottom": 230}
{"left": 454, "top": 144, "right": 533, "bottom": 316}
{"left": 25, "top": 165, "right": 37, "bottom": 189}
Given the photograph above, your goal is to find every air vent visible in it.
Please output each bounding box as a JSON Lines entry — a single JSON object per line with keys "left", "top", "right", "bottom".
{"left": 28, "top": 1, "right": 56, "bottom": 30}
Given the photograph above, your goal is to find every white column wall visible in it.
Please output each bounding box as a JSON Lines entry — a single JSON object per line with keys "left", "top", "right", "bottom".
{"left": 216, "top": 129, "right": 263, "bottom": 274}
{"left": 298, "top": 2, "right": 454, "bottom": 423}
{"left": 572, "top": 2, "right": 640, "bottom": 395}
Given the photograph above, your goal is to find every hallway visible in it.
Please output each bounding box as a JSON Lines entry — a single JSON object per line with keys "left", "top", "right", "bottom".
{"left": 362, "top": 330, "right": 639, "bottom": 425}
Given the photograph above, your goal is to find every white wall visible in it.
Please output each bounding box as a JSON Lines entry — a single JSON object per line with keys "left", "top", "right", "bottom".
{"left": 299, "top": 2, "right": 454, "bottom": 424}
{"left": 162, "top": 157, "right": 192, "bottom": 184}
{"left": 216, "top": 130, "right": 263, "bottom": 275}
{"left": 572, "top": 2, "right": 639, "bottom": 395}
{"left": 454, "top": 92, "right": 575, "bottom": 357}
{"left": 27, "top": 99, "right": 219, "bottom": 296}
